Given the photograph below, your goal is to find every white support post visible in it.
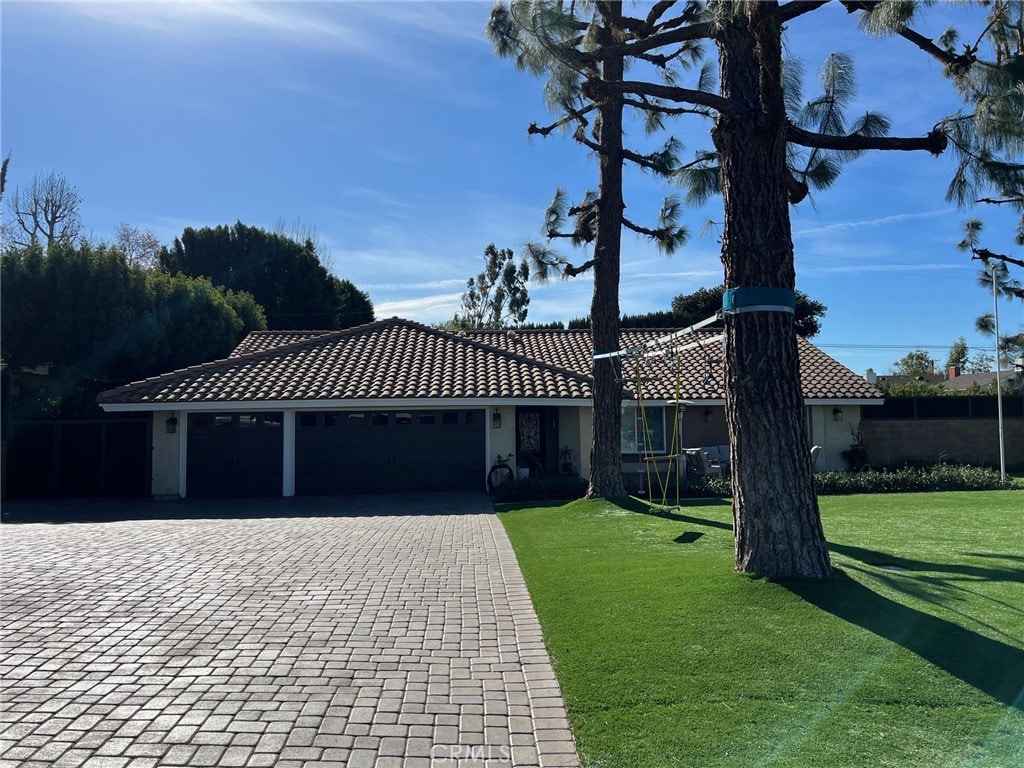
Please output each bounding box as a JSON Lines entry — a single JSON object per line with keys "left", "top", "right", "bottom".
{"left": 282, "top": 410, "right": 296, "bottom": 497}
{"left": 178, "top": 412, "right": 188, "bottom": 499}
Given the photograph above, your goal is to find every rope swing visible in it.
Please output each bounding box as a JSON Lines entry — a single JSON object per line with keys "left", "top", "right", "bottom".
{"left": 593, "top": 286, "right": 797, "bottom": 510}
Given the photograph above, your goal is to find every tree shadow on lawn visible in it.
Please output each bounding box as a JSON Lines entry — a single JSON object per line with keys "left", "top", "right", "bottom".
{"left": 830, "top": 543, "right": 1024, "bottom": 584}
{"left": 789, "top": 569, "right": 1024, "bottom": 710}
{"left": 620, "top": 495, "right": 733, "bottom": 532}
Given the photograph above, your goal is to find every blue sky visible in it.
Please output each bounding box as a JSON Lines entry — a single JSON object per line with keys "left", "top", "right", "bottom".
{"left": 2, "top": 1, "right": 1021, "bottom": 376}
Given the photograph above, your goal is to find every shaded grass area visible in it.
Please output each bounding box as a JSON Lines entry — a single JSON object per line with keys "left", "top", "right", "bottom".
{"left": 498, "top": 492, "right": 1024, "bottom": 768}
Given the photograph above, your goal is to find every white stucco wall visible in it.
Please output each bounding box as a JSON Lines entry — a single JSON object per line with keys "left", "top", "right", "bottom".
{"left": 151, "top": 411, "right": 182, "bottom": 498}
{"left": 807, "top": 404, "right": 862, "bottom": 471}
{"left": 488, "top": 406, "right": 517, "bottom": 466}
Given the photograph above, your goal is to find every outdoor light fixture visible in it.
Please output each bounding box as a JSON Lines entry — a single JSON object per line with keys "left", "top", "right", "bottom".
{"left": 833, "top": 407, "right": 843, "bottom": 423}
{"left": 165, "top": 414, "right": 178, "bottom": 434}
{"left": 492, "top": 409, "right": 502, "bottom": 429}
{"left": 704, "top": 408, "right": 713, "bottom": 423}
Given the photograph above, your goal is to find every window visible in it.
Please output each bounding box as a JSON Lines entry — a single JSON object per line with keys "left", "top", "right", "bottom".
{"left": 395, "top": 412, "right": 413, "bottom": 426}
{"left": 298, "top": 413, "right": 318, "bottom": 428}
{"left": 620, "top": 405, "right": 666, "bottom": 454}
{"left": 442, "top": 411, "right": 459, "bottom": 425}
{"left": 418, "top": 413, "right": 436, "bottom": 425}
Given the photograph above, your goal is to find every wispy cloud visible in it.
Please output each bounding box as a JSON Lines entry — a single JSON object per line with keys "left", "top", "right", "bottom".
{"left": 51, "top": 1, "right": 482, "bottom": 75}
{"left": 363, "top": 278, "right": 467, "bottom": 292}
{"left": 798, "top": 261, "right": 969, "bottom": 278}
{"left": 375, "top": 292, "right": 463, "bottom": 321}
{"left": 793, "top": 208, "right": 955, "bottom": 237}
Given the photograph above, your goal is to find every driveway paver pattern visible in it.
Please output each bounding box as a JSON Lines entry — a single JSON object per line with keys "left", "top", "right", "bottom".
{"left": 1, "top": 494, "right": 579, "bottom": 768}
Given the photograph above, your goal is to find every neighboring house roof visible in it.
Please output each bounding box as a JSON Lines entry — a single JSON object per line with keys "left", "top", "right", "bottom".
{"left": 97, "top": 317, "right": 882, "bottom": 407}
{"left": 873, "top": 374, "right": 946, "bottom": 387}
{"left": 940, "top": 370, "right": 1022, "bottom": 392}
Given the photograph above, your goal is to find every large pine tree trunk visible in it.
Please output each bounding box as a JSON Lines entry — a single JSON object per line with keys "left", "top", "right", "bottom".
{"left": 714, "top": 3, "right": 832, "bottom": 579}
{"left": 588, "top": 18, "right": 627, "bottom": 500}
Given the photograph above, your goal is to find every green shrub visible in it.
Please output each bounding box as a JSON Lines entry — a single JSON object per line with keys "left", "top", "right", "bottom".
{"left": 492, "top": 474, "right": 589, "bottom": 502}
{"left": 814, "top": 464, "right": 1010, "bottom": 495}
{"left": 495, "top": 464, "right": 1012, "bottom": 502}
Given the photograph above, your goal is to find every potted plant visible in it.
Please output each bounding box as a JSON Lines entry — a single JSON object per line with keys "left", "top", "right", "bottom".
{"left": 517, "top": 450, "right": 539, "bottom": 479}
{"left": 840, "top": 425, "right": 869, "bottom": 472}
{"left": 559, "top": 445, "right": 576, "bottom": 474}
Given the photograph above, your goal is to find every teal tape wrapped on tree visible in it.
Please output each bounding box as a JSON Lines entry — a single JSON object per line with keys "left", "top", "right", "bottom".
{"left": 722, "top": 287, "right": 796, "bottom": 314}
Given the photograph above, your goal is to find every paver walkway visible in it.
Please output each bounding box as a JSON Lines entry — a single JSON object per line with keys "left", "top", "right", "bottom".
{"left": 0, "top": 494, "right": 580, "bottom": 768}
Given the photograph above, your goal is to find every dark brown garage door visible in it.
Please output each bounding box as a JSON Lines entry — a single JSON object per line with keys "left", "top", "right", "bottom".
{"left": 295, "top": 409, "right": 485, "bottom": 495}
{"left": 187, "top": 413, "right": 283, "bottom": 497}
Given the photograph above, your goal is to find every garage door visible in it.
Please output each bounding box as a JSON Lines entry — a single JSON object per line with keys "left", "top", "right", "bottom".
{"left": 187, "top": 413, "right": 283, "bottom": 497}
{"left": 295, "top": 409, "right": 485, "bottom": 495}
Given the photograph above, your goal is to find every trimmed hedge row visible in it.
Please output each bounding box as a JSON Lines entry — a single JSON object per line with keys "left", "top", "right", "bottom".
{"left": 492, "top": 464, "right": 1013, "bottom": 501}
{"left": 813, "top": 464, "right": 1011, "bottom": 495}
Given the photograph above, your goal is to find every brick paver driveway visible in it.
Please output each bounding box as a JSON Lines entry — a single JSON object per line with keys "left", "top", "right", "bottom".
{"left": 0, "top": 494, "right": 579, "bottom": 768}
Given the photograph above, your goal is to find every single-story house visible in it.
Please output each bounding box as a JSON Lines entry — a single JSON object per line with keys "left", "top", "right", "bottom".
{"left": 96, "top": 317, "right": 883, "bottom": 498}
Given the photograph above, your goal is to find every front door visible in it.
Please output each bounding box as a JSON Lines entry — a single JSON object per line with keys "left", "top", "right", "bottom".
{"left": 516, "top": 408, "right": 545, "bottom": 474}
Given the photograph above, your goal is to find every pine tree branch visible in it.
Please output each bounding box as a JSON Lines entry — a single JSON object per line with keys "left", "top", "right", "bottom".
{"left": 776, "top": 0, "right": 831, "bottom": 24}
{"left": 622, "top": 147, "right": 672, "bottom": 173}
{"left": 581, "top": 20, "right": 715, "bottom": 64}
{"left": 623, "top": 96, "right": 713, "bottom": 118}
{"left": 787, "top": 123, "right": 948, "bottom": 155}
{"left": 838, "top": 1, "right": 978, "bottom": 71}
{"left": 623, "top": 217, "right": 667, "bottom": 238}
{"left": 973, "top": 248, "right": 1024, "bottom": 269}
{"left": 976, "top": 197, "right": 1023, "bottom": 206}
{"left": 563, "top": 258, "right": 598, "bottom": 277}
{"left": 586, "top": 78, "right": 737, "bottom": 115}
{"left": 643, "top": 1, "right": 677, "bottom": 35}
{"left": 528, "top": 103, "right": 598, "bottom": 137}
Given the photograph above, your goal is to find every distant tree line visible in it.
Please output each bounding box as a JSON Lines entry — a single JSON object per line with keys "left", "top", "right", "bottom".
{"left": 1, "top": 164, "right": 375, "bottom": 419}
{"left": 567, "top": 285, "right": 827, "bottom": 338}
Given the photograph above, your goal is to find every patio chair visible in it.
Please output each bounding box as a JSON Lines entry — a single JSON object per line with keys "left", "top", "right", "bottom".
{"left": 685, "top": 448, "right": 724, "bottom": 478}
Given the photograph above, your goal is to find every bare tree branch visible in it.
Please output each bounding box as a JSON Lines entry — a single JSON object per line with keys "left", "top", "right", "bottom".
{"left": 787, "top": 123, "right": 949, "bottom": 154}
{"left": 586, "top": 78, "right": 737, "bottom": 115}
{"left": 776, "top": 0, "right": 831, "bottom": 24}
{"left": 973, "top": 248, "right": 1024, "bottom": 270}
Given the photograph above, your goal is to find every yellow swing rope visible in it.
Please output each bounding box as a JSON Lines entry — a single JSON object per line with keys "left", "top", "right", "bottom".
{"left": 633, "top": 351, "right": 686, "bottom": 509}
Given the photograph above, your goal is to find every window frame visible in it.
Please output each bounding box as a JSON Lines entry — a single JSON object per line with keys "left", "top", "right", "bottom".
{"left": 620, "top": 404, "right": 666, "bottom": 455}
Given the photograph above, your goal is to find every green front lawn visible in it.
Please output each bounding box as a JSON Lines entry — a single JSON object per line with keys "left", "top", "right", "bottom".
{"left": 499, "top": 492, "right": 1024, "bottom": 768}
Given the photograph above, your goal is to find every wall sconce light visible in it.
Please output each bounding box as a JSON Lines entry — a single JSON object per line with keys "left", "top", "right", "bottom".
{"left": 165, "top": 414, "right": 179, "bottom": 434}
{"left": 704, "top": 408, "right": 713, "bottom": 423}
{"left": 832, "top": 407, "right": 843, "bottom": 423}
{"left": 492, "top": 409, "right": 502, "bottom": 429}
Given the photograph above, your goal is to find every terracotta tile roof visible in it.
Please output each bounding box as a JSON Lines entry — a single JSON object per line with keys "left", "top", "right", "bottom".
{"left": 97, "top": 319, "right": 595, "bottom": 406}
{"left": 229, "top": 330, "right": 334, "bottom": 357}
{"left": 97, "top": 318, "right": 881, "bottom": 406}
{"left": 463, "top": 328, "right": 881, "bottom": 401}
